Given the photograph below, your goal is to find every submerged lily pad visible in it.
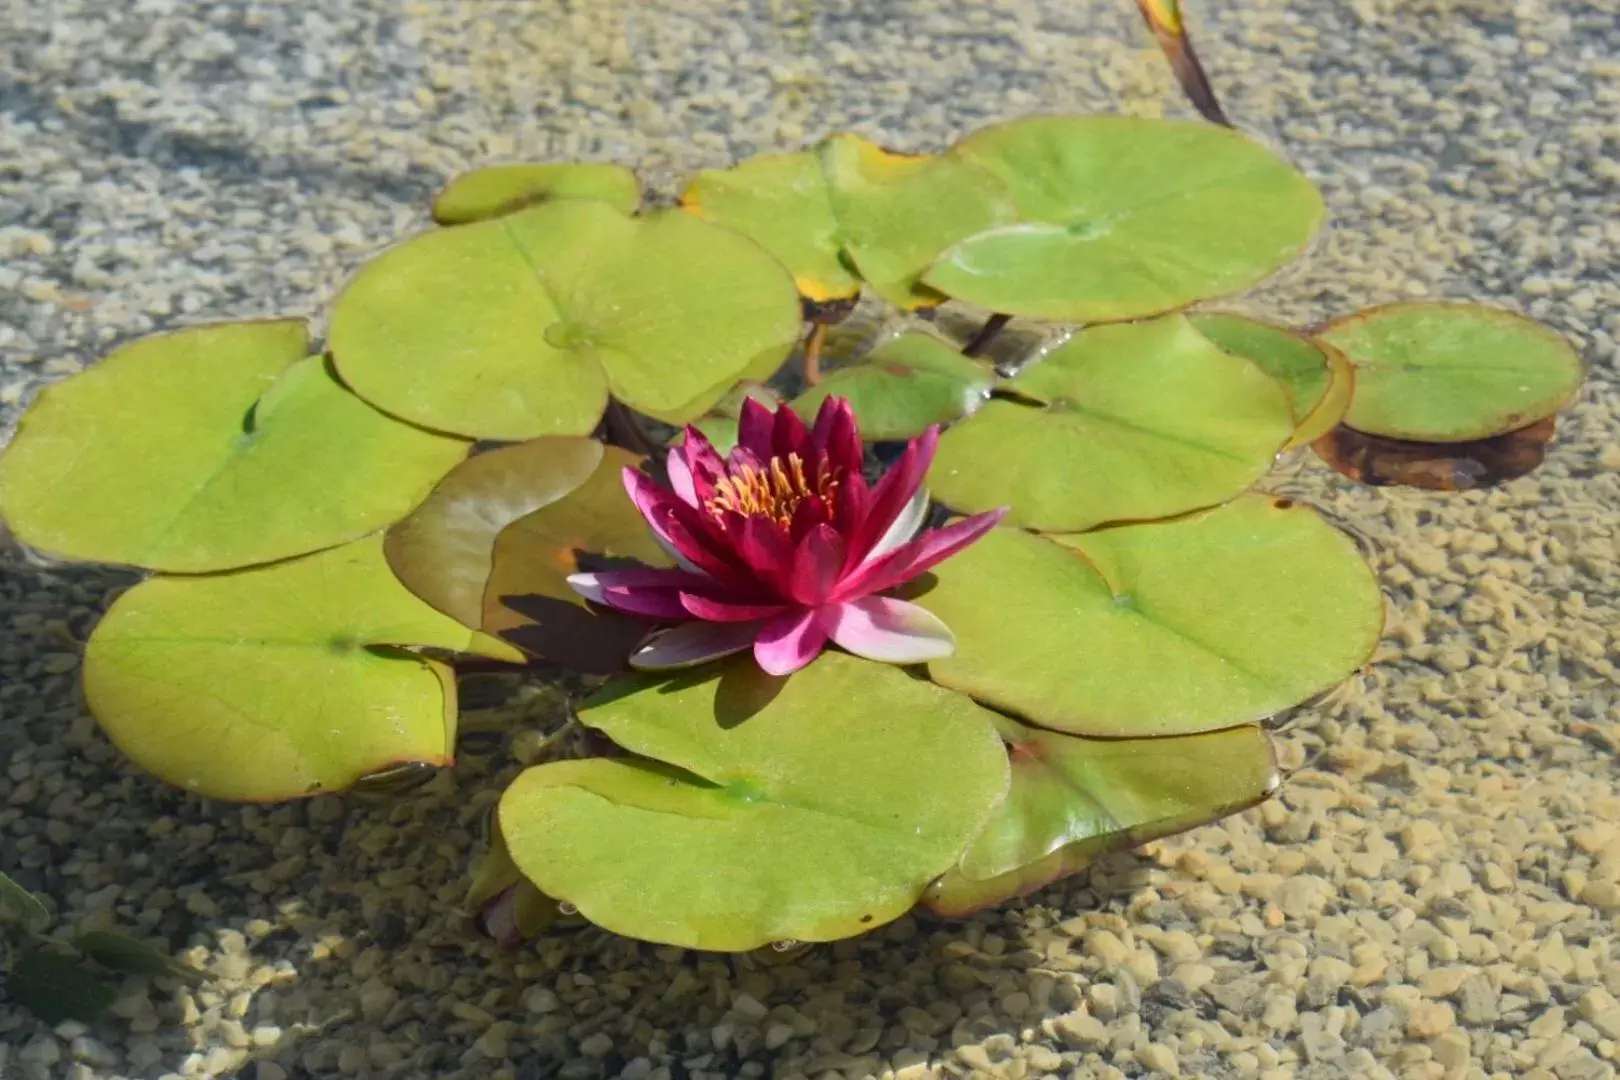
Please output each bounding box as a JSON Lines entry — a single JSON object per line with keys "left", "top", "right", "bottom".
{"left": 432, "top": 163, "right": 641, "bottom": 224}
{"left": 1191, "top": 312, "right": 1354, "bottom": 447}
{"left": 0, "top": 321, "right": 468, "bottom": 573}
{"left": 1314, "top": 416, "right": 1558, "bottom": 491}
{"left": 8, "top": 950, "right": 115, "bottom": 1025}
{"left": 930, "top": 315, "right": 1293, "bottom": 532}
{"left": 1318, "top": 302, "right": 1582, "bottom": 442}
{"left": 792, "top": 332, "right": 995, "bottom": 441}
{"left": 500, "top": 653, "right": 1009, "bottom": 951}
{"left": 820, "top": 133, "right": 1017, "bottom": 310}
{"left": 482, "top": 447, "right": 670, "bottom": 673}
{"left": 328, "top": 200, "right": 802, "bottom": 440}
{"left": 924, "top": 718, "right": 1276, "bottom": 916}
{"left": 83, "top": 535, "right": 477, "bottom": 801}
{"left": 918, "top": 495, "right": 1383, "bottom": 736}
{"left": 0, "top": 870, "right": 50, "bottom": 931}
{"left": 74, "top": 931, "right": 207, "bottom": 985}
{"left": 680, "top": 152, "right": 860, "bottom": 305}
{"left": 924, "top": 116, "right": 1323, "bottom": 321}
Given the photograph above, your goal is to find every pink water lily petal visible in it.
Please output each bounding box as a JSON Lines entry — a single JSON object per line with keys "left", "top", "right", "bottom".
{"left": 788, "top": 524, "right": 847, "bottom": 606}
{"left": 679, "top": 592, "right": 790, "bottom": 623}
{"left": 849, "top": 426, "right": 938, "bottom": 566}
{"left": 837, "top": 508, "right": 1008, "bottom": 600}
{"left": 810, "top": 397, "right": 862, "bottom": 476}
{"left": 624, "top": 468, "right": 751, "bottom": 586}
{"left": 680, "top": 426, "right": 728, "bottom": 504}
{"left": 754, "top": 609, "right": 829, "bottom": 676}
{"left": 737, "top": 397, "right": 776, "bottom": 459}
{"left": 827, "top": 596, "right": 956, "bottom": 664}
{"left": 771, "top": 398, "right": 811, "bottom": 458}
{"left": 666, "top": 442, "right": 698, "bottom": 507}
{"left": 734, "top": 515, "right": 796, "bottom": 592}
{"left": 862, "top": 485, "right": 930, "bottom": 567}
{"left": 631, "top": 620, "right": 764, "bottom": 670}
{"left": 567, "top": 569, "right": 696, "bottom": 619}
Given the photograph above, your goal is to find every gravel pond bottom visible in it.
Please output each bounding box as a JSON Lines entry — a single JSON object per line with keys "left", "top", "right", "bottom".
{"left": 0, "top": 1, "right": 1617, "bottom": 1079}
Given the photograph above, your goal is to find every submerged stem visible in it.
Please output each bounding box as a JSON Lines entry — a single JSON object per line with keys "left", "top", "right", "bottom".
{"left": 801, "top": 322, "right": 829, "bottom": 386}
{"left": 962, "top": 313, "right": 1011, "bottom": 358}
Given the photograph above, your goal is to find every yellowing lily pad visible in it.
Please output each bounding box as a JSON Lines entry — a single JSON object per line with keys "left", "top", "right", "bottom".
{"left": 1318, "top": 302, "right": 1583, "bottom": 442}
{"left": 820, "top": 134, "right": 1017, "bottom": 310}
{"left": 792, "top": 332, "right": 995, "bottom": 441}
{"left": 83, "top": 535, "right": 478, "bottom": 802}
{"left": 680, "top": 152, "right": 860, "bottom": 305}
{"left": 923, "top": 718, "right": 1277, "bottom": 916}
{"left": 432, "top": 163, "right": 641, "bottom": 224}
{"left": 328, "top": 200, "right": 802, "bottom": 440}
{"left": 1191, "top": 311, "right": 1354, "bottom": 447}
{"left": 930, "top": 315, "right": 1293, "bottom": 532}
{"left": 499, "top": 653, "right": 1009, "bottom": 951}
{"left": 0, "top": 321, "right": 469, "bottom": 573}
{"left": 482, "top": 446, "right": 670, "bottom": 673}
{"left": 918, "top": 495, "right": 1383, "bottom": 737}
{"left": 924, "top": 116, "right": 1323, "bottom": 321}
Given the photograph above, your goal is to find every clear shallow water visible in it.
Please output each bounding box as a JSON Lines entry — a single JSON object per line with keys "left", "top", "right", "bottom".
{"left": 0, "top": 2, "right": 1616, "bottom": 1078}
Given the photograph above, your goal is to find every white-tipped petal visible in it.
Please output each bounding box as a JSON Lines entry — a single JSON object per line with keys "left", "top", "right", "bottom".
{"left": 629, "top": 620, "right": 763, "bottom": 670}
{"left": 827, "top": 596, "right": 956, "bottom": 665}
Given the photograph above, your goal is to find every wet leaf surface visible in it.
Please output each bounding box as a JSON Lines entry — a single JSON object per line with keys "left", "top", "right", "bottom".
{"left": 680, "top": 152, "right": 860, "bottom": 305}
{"left": 792, "top": 332, "right": 995, "bottom": 440}
{"left": 84, "top": 535, "right": 475, "bottom": 801}
{"left": 432, "top": 163, "right": 641, "bottom": 223}
{"left": 820, "top": 133, "right": 1017, "bottom": 310}
{"left": 500, "top": 653, "right": 1009, "bottom": 951}
{"left": 0, "top": 321, "right": 467, "bottom": 573}
{"left": 1319, "top": 302, "right": 1582, "bottom": 442}
{"left": 930, "top": 315, "right": 1294, "bottom": 531}
{"left": 925, "top": 116, "right": 1322, "bottom": 321}
{"left": 918, "top": 495, "right": 1384, "bottom": 736}
{"left": 923, "top": 718, "right": 1276, "bottom": 916}
{"left": 329, "top": 200, "right": 801, "bottom": 439}
{"left": 1191, "top": 311, "right": 1354, "bottom": 447}
{"left": 1313, "top": 417, "right": 1558, "bottom": 491}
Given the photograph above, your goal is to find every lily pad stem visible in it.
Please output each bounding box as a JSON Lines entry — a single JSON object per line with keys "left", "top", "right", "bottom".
{"left": 801, "top": 322, "right": 829, "bottom": 386}
{"left": 962, "top": 313, "right": 1011, "bottom": 358}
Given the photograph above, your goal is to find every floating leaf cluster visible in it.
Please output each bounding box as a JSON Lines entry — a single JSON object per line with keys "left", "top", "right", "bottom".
{"left": 0, "top": 112, "right": 1582, "bottom": 955}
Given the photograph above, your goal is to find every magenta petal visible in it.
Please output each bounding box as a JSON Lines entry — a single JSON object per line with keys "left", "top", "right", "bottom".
{"left": 861, "top": 485, "right": 930, "bottom": 566}
{"left": 836, "top": 508, "right": 1008, "bottom": 599}
{"left": 736, "top": 398, "right": 776, "bottom": 458}
{"left": 680, "top": 593, "right": 790, "bottom": 623}
{"left": 666, "top": 443, "right": 698, "bottom": 507}
{"left": 631, "top": 621, "right": 764, "bottom": 670}
{"left": 568, "top": 570, "right": 702, "bottom": 619}
{"left": 734, "top": 516, "right": 796, "bottom": 593}
{"left": 623, "top": 468, "right": 751, "bottom": 585}
{"left": 788, "top": 524, "right": 847, "bottom": 606}
{"left": 479, "top": 886, "right": 524, "bottom": 951}
{"left": 753, "top": 609, "right": 829, "bottom": 676}
{"left": 827, "top": 596, "right": 956, "bottom": 664}
{"left": 831, "top": 470, "right": 869, "bottom": 540}
{"left": 681, "top": 426, "right": 728, "bottom": 502}
{"left": 771, "top": 399, "right": 811, "bottom": 458}
{"left": 849, "top": 426, "right": 938, "bottom": 566}
{"left": 811, "top": 397, "right": 863, "bottom": 477}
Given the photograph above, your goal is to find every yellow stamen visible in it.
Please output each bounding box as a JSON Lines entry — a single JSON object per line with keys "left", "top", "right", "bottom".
{"left": 707, "top": 452, "right": 839, "bottom": 529}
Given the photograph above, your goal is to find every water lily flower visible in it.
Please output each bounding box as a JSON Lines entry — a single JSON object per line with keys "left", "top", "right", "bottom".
{"left": 568, "top": 396, "right": 1007, "bottom": 676}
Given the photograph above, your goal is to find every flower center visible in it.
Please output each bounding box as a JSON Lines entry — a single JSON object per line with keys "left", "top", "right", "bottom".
{"left": 706, "top": 452, "right": 839, "bottom": 529}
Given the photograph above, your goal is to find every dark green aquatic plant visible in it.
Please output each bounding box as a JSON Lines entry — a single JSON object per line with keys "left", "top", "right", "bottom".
{"left": 0, "top": 102, "right": 1583, "bottom": 954}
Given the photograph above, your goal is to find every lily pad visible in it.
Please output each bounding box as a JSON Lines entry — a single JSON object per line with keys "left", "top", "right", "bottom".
{"left": 924, "top": 116, "right": 1323, "bottom": 321}
{"left": 74, "top": 931, "right": 207, "bottom": 985}
{"left": 923, "top": 719, "right": 1277, "bottom": 916}
{"left": 792, "top": 332, "right": 995, "bottom": 441}
{"left": 83, "top": 534, "right": 477, "bottom": 801}
{"left": 0, "top": 321, "right": 468, "bottom": 573}
{"left": 482, "top": 447, "right": 670, "bottom": 673}
{"left": 499, "top": 652, "right": 1009, "bottom": 951}
{"left": 432, "top": 163, "right": 641, "bottom": 224}
{"left": 7, "top": 950, "right": 115, "bottom": 1025}
{"left": 820, "top": 133, "right": 1017, "bottom": 310}
{"left": 917, "top": 494, "right": 1383, "bottom": 736}
{"left": 930, "top": 315, "right": 1294, "bottom": 532}
{"left": 680, "top": 152, "right": 860, "bottom": 305}
{"left": 1191, "top": 311, "right": 1354, "bottom": 447}
{"left": 1318, "top": 302, "right": 1583, "bottom": 442}
{"left": 328, "top": 199, "right": 802, "bottom": 440}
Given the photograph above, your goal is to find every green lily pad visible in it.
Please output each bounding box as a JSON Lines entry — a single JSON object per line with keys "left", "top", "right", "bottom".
{"left": 83, "top": 534, "right": 477, "bottom": 801}
{"left": 499, "top": 652, "right": 1009, "bottom": 950}
{"left": 792, "top": 332, "right": 995, "bottom": 441}
{"left": 1318, "top": 302, "right": 1583, "bottom": 442}
{"left": 918, "top": 494, "right": 1383, "bottom": 736}
{"left": 0, "top": 321, "right": 468, "bottom": 573}
{"left": 7, "top": 950, "right": 116, "bottom": 1025}
{"left": 924, "top": 116, "right": 1323, "bottom": 321}
{"left": 930, "top": 315, "right": 1293, "bottom": 532}
{"left": 0, "top": 870, "right": 50, "bottom": 931}
{"left": 923, "top": 719, "right": 1277, "bottom": 916}
{"left": 680, "top": 152, "right": 860, "bottom": 305}
{"left": 385, "top": 437, "right": 608, "bottom": 644}
{"left": 820, "top": 133, "right": 1017, "bottom": 310}
{"left": 1191, "top": 311, "right": 1355, "bottom": 447}
{"left": 686, "top": 383, "right": 783, "bottom": 455}
{"left": 328, "top": 199, "right": 802, "bottom": 440}
{"left": 432, "top": 163, "right": 641, "bottom": 224}
{"left": 482, "top": 446, "right": 670, "bottom": 673}
{"left": 74, "top": 931, "right": 207, "bottom": 985}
